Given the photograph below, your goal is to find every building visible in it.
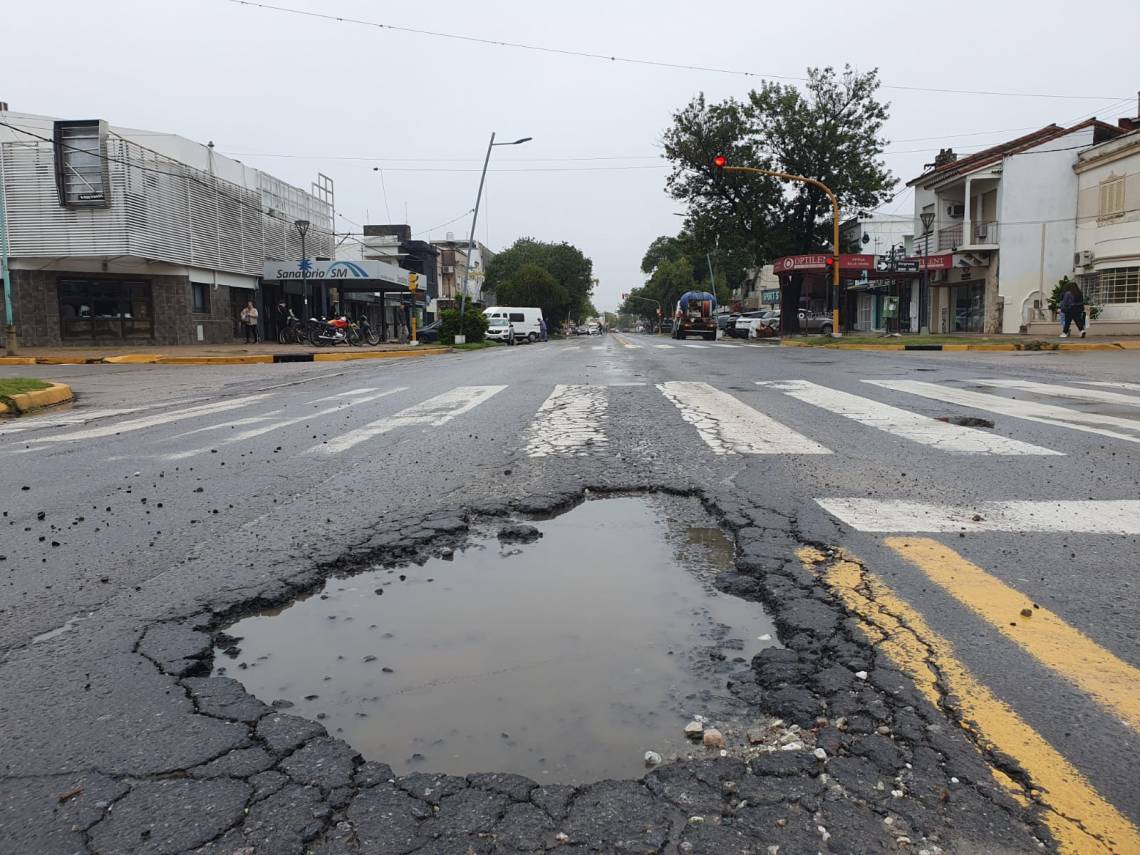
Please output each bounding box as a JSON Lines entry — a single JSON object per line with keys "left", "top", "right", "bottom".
{"left": 336, "top": 224, "right": 441, "bottom": 334}
{"left": 840, "top": 213, "right": 914, "bottom": 332}
{"left": 1066, "top": 125, "right": 1140, "bottom": 336}
{"left": 908, "top": 121, "right": 1124, "bottom": 334}
{"left": 429, "top": 236, "right": 495, "bottom": 307}
{"left": 0, "top": 108, "right": 333, "bottom": 347}
{"left": 733, "top": 264, "right": 779, "bottom": 311}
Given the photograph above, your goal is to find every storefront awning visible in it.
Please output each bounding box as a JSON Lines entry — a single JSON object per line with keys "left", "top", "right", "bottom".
{"left": 262, "top": 259, "right": 414, "bottom": 292}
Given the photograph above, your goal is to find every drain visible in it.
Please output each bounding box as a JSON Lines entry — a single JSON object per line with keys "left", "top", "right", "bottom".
{"left": 215, "top": 495, "right": 777, "bottom": 783}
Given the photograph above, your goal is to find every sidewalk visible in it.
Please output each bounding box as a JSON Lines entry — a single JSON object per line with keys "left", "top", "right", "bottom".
{"left": 779, "top": 332, "right": 1140, "bottom": 353}
{"left": 0, "top": 342, "right": 450, "bottom": 366}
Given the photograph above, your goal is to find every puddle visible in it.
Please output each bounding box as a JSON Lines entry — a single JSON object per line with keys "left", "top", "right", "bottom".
{"left": 216, "top": 495, "right": 777, "bottom": 783}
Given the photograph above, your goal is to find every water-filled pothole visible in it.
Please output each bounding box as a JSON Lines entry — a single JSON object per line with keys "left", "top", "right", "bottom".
{"left": 215, "top": 495, "right": 778, "bottom": 783}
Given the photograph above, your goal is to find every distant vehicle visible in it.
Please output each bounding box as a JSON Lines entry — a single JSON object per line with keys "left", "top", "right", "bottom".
{"left": 716, "top": 313, "right": 738, "bottom": 332}
{"left": 484, "top": 306, "right": 544, "bottom": 343}
{"left": 417, "top": 320, "right": 442, "bottom": 344}
{"left": 731, "top": 310, "right": 773, "bottom": 339}
{"left": 587, "top": 323, "right": 599, "bottom": 335}
{"left": 798, "top": 311, "right": 834, "bottom": 335}
{"left": 484, "top": 316, "right": 516, "bottom": 344}
{"left": 672, "top": 291, "right": 717, "bottom": 340}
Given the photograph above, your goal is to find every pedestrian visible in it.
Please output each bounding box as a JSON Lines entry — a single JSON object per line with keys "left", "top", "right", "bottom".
{"left": 539, "top": 317, "right": 548, "bottom": 342}
{"left": 240, "top": 301, "right": 259, "bottom": 343}
{"left": 1059, "top": 283, "right": 1086, "bottom": 338}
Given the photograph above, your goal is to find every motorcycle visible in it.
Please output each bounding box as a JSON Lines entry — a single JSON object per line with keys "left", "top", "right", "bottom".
{"left": 357, "top": 314, "right": 381, "bottom": 346}
{"left": 307, "top": 316, "right": 360, "bottom": 347}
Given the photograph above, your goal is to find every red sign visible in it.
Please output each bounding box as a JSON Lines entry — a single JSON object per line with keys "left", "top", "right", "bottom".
{"left": 774, "top": 253, "right": 875, "bottom": 272}
{"left": 911, "top": 254, "right": 954, "bottom": 270}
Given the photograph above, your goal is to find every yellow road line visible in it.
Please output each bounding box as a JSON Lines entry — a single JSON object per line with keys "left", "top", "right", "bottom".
{"left": 815, "top": 553, "right": 1140, "bottom": 854}
{"left": 886, "top": 537, "right": 1140, "bottom": 735}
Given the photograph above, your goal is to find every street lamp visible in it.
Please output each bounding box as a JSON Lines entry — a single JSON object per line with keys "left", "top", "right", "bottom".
{"left": 456, "top": 133, "right": 532, "bottom": 340}
{"left": 919, "top": 212, "right": 935, "bottom": 335}
{"left": 294, "top": 219, "right": 310, "bottom": 317}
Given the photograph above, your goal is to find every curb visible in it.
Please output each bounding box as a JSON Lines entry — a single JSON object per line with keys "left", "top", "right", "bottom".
{"left": 0, "top": 348, "right": 453, "bottom": 366}
{"left": 779, "top": 340, "right": 1135, "bottom": 353}
{"left": 311, "top": 347, "right": 450, "bottom": 362}
{"left": 0, "top": 382, "right": 74, "bottom": 415}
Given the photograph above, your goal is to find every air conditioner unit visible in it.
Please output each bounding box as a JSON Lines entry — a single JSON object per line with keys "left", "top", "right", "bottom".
{"left": 974, "top": 223, "right": 989, "bottom": 240}
{"left": 443, "top": 265, "right": 455, "bottom": 274}
{"left": 946, "top": 204, "right": 965, "bottom": 218}
{"left": 1074, "top": 250, "right": 1094, "bottom": 268}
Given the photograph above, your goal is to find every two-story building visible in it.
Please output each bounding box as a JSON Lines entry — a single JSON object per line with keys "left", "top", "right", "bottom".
{"left": 908, "top": 121, "right": 1123, "bottom": 334}
{"left": 430, "top": 236, "right": 495, "bottom": 307}
{"left": 0, "top": 107, "right": 332, "bottom": 348}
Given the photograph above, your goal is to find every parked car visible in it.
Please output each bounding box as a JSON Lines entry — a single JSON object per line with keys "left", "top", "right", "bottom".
{"left": 731, "top": 310, "right": 774, "bottom": 338}
{"left": 483, "top": 306, "right": 545, "bottom": 342}
{"left": 716, "top": 313, "right": 738, "bottom": 333}
{"left": 417, "top": 320, "right": 441, "bottom": 344}
{"left": 798, "top": 311, "right": 834, "bottom": 335}
{"left": 586, "top": 323, "right": 599, "bottom": 335}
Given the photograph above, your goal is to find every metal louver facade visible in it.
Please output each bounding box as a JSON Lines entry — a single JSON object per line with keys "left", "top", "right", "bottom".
{"left": 1, "top": 135, "right": 332, "bottom": 274}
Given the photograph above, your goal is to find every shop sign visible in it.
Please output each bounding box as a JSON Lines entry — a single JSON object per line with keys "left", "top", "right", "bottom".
{"left": 760, "top": 289, "right": 781, "bottom": 304}
{"left": 913, "top": 254, "right": 954, "bottom": 270}
{"left": 262, "top": 259, "right": 409, "bottom": 285}
{"left": 774, "top": 253, "right": 875, "bottom": 272}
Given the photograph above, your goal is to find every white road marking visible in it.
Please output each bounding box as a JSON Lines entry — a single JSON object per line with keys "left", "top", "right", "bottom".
{"left": 867, "top": 380, "right": 1140, "bottom": 445}
{"left": 816, "top": 498, "right": 1140, "bottom": 534}
{"left": 759, "top": 380, "right": 1060, "bottom": 455}
{"left": 522, "top": 384, "right": 607, "bottom": 457}
{"left": 311, "top": 387, "right": 379, "bottom": 402}
{"left": 164, "top": 389, "right": 406, "bottom": 460}
{"left": 21, "top": 395, "right": 273, "bottom": 444}
{"left": 169, "top": 412, "right": 284, "bottom": 440}
{"left": 312, "top": 385, "right": 506, "bottom": 454}
{"left": 563, "top": 346, "right": 581, "bottom": 352}
{"left": 682, "top": 343, "right": 709, "bottom": 349}
{"left": 1083, "top": 381, "right": 1140, "bottom": 393}
{"left": 972, "top": 378, "right": 1140, "bottom": 407}
{"left": 654, "top": 344, "right": 675, "bottom": 349}
{"left": 591, "top": 346, "right": 605, "bottom": 351}
{"left": 658, "top": 381, "right": 831, "bottom": 455}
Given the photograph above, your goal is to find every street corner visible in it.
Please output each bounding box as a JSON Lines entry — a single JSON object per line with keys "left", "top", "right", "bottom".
{"left": 0, "top": 380, "right": 73, "bottom": 414}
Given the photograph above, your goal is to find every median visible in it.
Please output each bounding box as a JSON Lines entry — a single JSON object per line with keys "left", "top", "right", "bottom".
{"left": 0, "top": 378, "right": 74, "bottom": 414}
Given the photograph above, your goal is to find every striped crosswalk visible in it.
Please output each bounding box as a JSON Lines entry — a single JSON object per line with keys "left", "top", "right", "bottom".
{"left": 4, "top": 373, "right": 1139, "bottom": 463}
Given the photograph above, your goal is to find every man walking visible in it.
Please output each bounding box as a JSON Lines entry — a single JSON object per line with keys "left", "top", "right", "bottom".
{"left": 1059, "top": 284, "right": 1086, "bottom": 339}
{"left": 240, "top": 301, "right": 259, "bottom": 343}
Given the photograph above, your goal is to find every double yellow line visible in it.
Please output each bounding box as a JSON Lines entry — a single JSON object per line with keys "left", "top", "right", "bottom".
{"left": 813, "top": 541, "right": 1140, "bottom": 854}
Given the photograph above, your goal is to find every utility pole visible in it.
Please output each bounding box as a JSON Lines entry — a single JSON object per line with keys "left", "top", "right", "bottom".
{"left": 0, "top": 148, "right": 15, "bottom": 354}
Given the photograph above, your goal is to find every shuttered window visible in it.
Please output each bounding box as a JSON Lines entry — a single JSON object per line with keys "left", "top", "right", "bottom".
{"left": 1098, "top": 177, "right": 1124, "bottom": 220}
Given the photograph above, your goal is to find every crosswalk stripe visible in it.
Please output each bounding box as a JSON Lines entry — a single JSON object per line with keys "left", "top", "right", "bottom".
{"left": 815, "top": 498, "right": 1140, "bottom": 533}
{"left": 591, "top": 345, "right": 605, "bottom": 351}
{"left": 169, "top": 412, "right": 284, "bottom": 440}
{"left": 886, "top": 537, "right": 1140, "bottom": 733}
{"left": 866, "top": 379, "right": 1140, "bottom": 444}
{"left": 659, "top": 381, "right": 831, "bottom": 455}
{"left": 164, "top": 389, "right": 406, "bottom": 460}
{"left": 311, "top": 385, "right": 506, "bottom": 454}
{"left": 973, "top": 378, "right": 1140, "bottom": 407}
{"left": 24, "top": 394, "right": 273, "bottom": 444}
{"left": 819, "top": 552, "right": 1140, "bottom": 854}
{"left": 522, "top": 384, "right": 607, "bottom": 457}
{"left": 654, "top": 344, "right": 675, "bottom": 349}
{"left": 682, "top": 343, "right": 708, "bottom": 349}
{"left": 311, "top": 387, "right": 379, "bottom": 402}
{"left": 1083, "top": 380, "right": 1140, "bottom": 393}
{"left": 759, "top": 380, "right": 1059, "bottom": 455}
{"left": 0, "top": 405, "right": 150, "bottom": 437}
{"left": 563, "top": 346, "right": 581, "bottom": 352}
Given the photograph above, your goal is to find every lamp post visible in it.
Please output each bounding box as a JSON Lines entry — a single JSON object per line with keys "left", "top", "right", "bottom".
{"left": 456, "top": 132, "right": 531, "bottom": 342}
{"left": 919, "top": 211, "right": 935, "bottom": 335}
{"left": 1, "top": 175, "right": 14, "bottom": 355}
{"left": 294, "top": 219, "right": 310, "bottom": 318}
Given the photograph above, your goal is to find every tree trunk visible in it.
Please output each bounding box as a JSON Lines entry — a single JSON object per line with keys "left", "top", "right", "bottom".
{"left": 782, "top": 274, "right": 803, "bottom": 334}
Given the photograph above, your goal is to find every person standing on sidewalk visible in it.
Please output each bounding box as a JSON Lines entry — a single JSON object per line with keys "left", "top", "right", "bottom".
{"left": 1059, "top": 284, "right": 1086, "bottom": 338}
{"left": 240, "top": 301, "right": 259, "bottom": 343}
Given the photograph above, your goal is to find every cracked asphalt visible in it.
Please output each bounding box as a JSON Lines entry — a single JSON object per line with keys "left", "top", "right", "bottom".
{"left": 1, "top": 338, "right": 1137, "bottom": 854}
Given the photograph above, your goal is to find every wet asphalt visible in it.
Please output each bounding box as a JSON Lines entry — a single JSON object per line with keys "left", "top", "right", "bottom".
{"left": 0, "top": 336, "right": 1137, "bottom": 854}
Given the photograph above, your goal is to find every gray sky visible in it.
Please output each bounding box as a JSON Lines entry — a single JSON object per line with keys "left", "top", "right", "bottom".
{"left": 3, "top": 0, "right": 1138, "bottom": 310}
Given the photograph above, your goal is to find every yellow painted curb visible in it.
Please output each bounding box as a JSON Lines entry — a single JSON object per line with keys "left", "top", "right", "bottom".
{"left": 312, "top": 348, "right": 450, "bottom": 362}
{"left": 32, "top": 356, "right": 91, "bottom": 365}
{"left": 939, "top": 344, "right": 969, "bottom": 351}
{"left": 963, "top": 344, "right": 1017, "bottom": 351}
{"left": 778, "top": 340, "right": 811, "bottom": 347}
{"left": 1057, "top": 342, "right": 1123, "bottom": 352}
{"left": 0, "top": 356, "right": 38, "bottom": 365}
{"left": 2, "top": 382, "right": 74, "bottom": 414}
{"left": 103, "top": 354, "right": 162, "bottom": 364}
{"left": 157, "top": 355, "right": 274, "bottom": 365}
{"left": 1116, "top": 341, "right": 1140, "bottom": 349}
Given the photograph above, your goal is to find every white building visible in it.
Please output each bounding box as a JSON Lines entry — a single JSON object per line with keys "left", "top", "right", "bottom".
{"left": 841, "top": 213, "right": 914, "bottom": 332}
{"left": 1068, "top": 127, "right": 1140, "bottom": 335}
{"left": 908, "top": 121, "right": 1124, "bottom": 334}
{"left": 429, "top": 236, "right": 494, "bottom": 304}
{"left": 0, "top": 108, "right": 332, "bottom": 346}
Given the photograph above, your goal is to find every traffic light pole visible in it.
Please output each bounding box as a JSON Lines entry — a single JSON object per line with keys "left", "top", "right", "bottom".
{"left": 623, "top": 294, "right": 663, "bottom": 328}
{"left": 720, "top": 165, "right": 842, "bottom": 336}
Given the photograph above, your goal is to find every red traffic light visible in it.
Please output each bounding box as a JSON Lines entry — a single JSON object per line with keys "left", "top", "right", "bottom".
{"left": 824, "top": 256, "right": 835, "bottom": 267}
{"left": 712, "top": 155, "right": 727, "bottom": 169}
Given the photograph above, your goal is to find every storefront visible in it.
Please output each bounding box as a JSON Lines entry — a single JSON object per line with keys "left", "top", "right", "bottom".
{"left": 57, "top": 277, "right": 154, "bottom": 342}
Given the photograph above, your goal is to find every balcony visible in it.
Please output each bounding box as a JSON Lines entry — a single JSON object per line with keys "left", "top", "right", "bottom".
{"left": 937, "top": 223, "right": 962, "bottom": 251}
{"left": 965, "top": 220, "right": 999, "bottom": 247}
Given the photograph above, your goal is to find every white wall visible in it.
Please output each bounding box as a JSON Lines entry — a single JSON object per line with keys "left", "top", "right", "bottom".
{"left": 996, "top": 127, "right": 1094, "bottom": 332}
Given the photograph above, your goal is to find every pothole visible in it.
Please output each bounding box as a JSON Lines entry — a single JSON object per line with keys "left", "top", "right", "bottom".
{"left": 214, "top": 494, "right": 778, "bottom": 783}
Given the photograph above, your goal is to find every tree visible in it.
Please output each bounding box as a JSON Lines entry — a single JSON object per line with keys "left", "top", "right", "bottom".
{"left": 661, "top": 65, "right": 894, "bottom": 331}
{"left": 484, "top": 239, "right": 594, "bottom": 326}
{"left": 495, "top": 263, "right": 568, "bottom": 323}
{"left": 438, "top": 305, "right": 489, "bottom": 345}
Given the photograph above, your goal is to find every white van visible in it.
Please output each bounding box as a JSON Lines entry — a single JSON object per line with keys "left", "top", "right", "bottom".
{"left": 483, "top": 307, "right": 545, "bottom": 343}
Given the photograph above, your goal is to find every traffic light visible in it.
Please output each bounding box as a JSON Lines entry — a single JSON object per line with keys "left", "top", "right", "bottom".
{"left": 713, "top": 155, "right": 727, "bottom": 170}
{"left": 408, "top": 273, "right": 419, "bottom": 290}
{"left": 824, "top": 257, "right": 837, "bottom": 271}
{"left": 656, "top": 307, "right": 662, "bottom": 317}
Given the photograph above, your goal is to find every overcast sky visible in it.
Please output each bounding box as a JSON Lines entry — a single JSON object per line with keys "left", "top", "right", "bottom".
{"left": 3, "top": 0, "right": 1138, "bottom": 310}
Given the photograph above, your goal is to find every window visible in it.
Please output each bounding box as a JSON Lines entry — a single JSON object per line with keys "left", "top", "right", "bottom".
{"left": 53, "top": 120, "right": 110, "bottom": 208}
{"left": 192, "top": 283, "right": 211, "bottom": 314}
{"left": 509, "top": 312, "right": 525, "bottom": 323}
{"left": 1094, "top": 268, "right": 1140, "bottom": 305}
{"left": 1098, "top": 176, "right": 1125, "bottom": 221}
{"left": 58, "top": 279, "right": 153, "bottom": 341}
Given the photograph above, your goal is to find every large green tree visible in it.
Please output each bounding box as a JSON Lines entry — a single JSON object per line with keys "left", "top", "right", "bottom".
{"left": 484, "top": 238, "right": 594, "bottom": 326}
{"left": 661, "top": 65, "right": 894, "bottom": 330}
{"left": 495, "top": 263, "right": 567, "bottom": 323}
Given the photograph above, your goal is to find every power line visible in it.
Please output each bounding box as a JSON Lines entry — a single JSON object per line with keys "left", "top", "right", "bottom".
{"left": 225, "top": 151, "right": 663, "bottom": 163}
{"left": 414, "top": 209, "right": 475, "bottom": 238}
{"left": 226, "top": 0, "right": 1129, "bottom": 102}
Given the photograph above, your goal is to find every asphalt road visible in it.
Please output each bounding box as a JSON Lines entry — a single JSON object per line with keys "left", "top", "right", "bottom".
{"left": 1, "top": 336, "right": 1137, "bottom": 854}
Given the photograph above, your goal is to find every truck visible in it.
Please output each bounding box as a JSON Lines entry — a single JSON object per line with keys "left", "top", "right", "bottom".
{"left": 672, "top": 291, "right": 718, "bottom": 341}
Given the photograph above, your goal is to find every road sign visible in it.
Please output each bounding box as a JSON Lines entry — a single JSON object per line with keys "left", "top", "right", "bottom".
{"left": 894, "top": 260, "right": 920, "bottom": 273}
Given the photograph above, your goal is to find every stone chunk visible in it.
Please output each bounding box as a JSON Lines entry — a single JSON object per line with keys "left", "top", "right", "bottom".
{"left": 278, "top": 738, "right": 360, "bottom": 790}
{"left": 256, "top": 713, "right": 327, "bottom": 755}
{"left": 465, "top": 771, "right": 536, "bottom": 802}
{"left": 183, "top": 676, "right": 272, "bottom": 724}
{"left": 497, "top": 523, "right": 542, "bottom": 543}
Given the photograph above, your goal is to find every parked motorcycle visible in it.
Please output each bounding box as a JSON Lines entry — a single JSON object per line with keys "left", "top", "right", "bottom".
{"left": 357, "top": 314, "right": 381, "bottom": 346}
{"left": 307, "top": 316, "right": 360, "bottom": 347}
